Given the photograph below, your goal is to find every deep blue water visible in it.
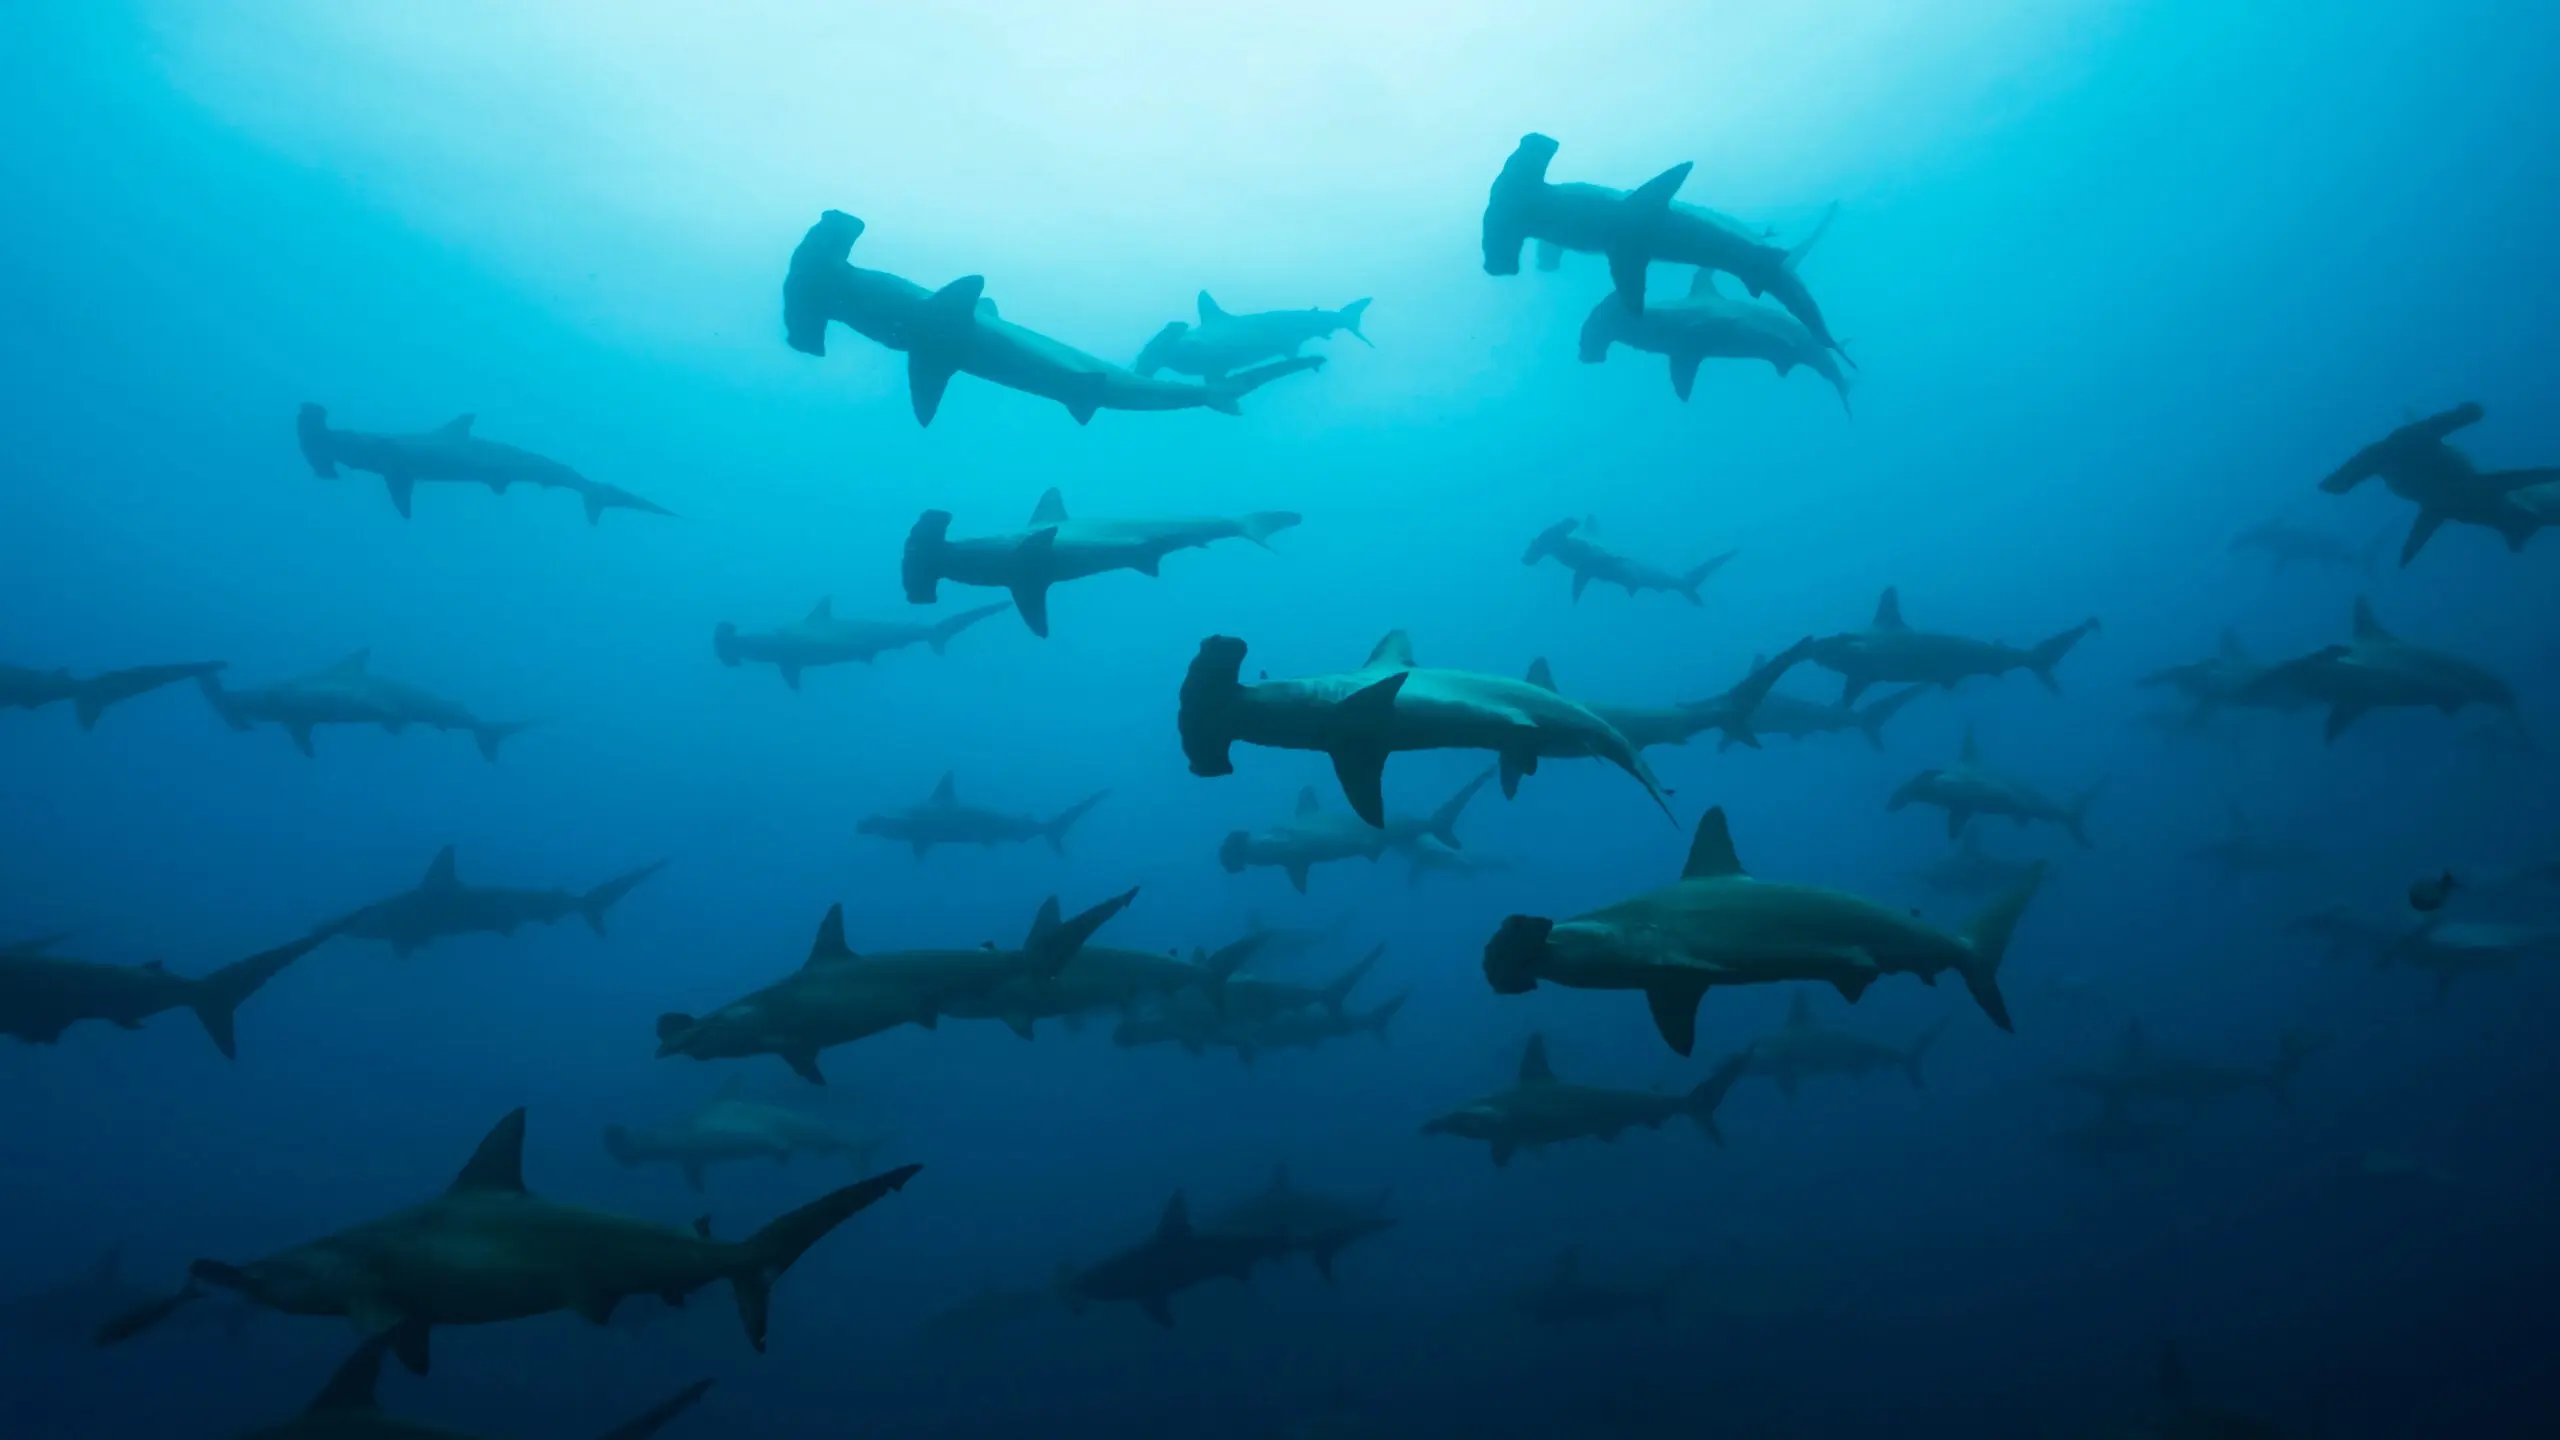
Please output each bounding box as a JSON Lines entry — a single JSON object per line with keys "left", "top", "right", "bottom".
{"left": 5, "top": 3, "right": 2560, "bottom": 1435}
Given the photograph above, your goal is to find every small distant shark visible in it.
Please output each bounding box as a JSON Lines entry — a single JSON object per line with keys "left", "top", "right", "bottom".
{"left": 1512, "top": 1248, "right": 1697, "bottom": 1325}
{"left": 2230, "top": 518, "right": 2386, "bottom": 576}
{"left": 0, "top": 929, "right": 327, "bottom": 1057}
{"left": 1179, "top": 631, "right": 1673, "bottom": 828}
{"left": 655, "top": 890, "right": 1137, "bottom": 1084}
{"left": 1202, "top": 1167, "right": 1397, "bottom": 1281}
{"left": 604, "top": 1077, "right": 880, "bottom": 1192}
{"left": 904, "top": 488, "right": 1300, "bottom": 638}
{"left": 96, "top": 1109, "right": 917, "bottom": 1371}
{"left": 858, "top": 772, "right": 1109, "bottom": 858}
{"left": 1422, "top": 1034, "right": 1754, "bottom": 1167}
{"left": 1805, "top": 588, "right": 2099, "bottom": 705}
{"left": 942, "top": 932, "right": 1257, "bottom": 1041}
{"left": 1888, "top": 728, "right": 2103, "bottom": 847}
{"left": 1216, "top": 945, "right": 1385, "bottom": 1026}
{"left": 328, "top": 847, "right": 665, "bottom": 956}
{"left": 2049, "top": 1021, "right": 2327, "bottom": 1116}
{"left": 1480, "top": 133, "right": 1846, "bottom": 356}
{"left": 198, "top": 650, "right": 533, "bottom": 760}
{"left": 1732, "top": 992, "right": 1952, "bottom": 1097}
{"left": 1706, "top": 652, "right": 1920, "bottom": 752}
{"left": 2380, "top": 918, "right": 2560, "bottom": 1001}
{"left": 2, "top": 660, "right": 225, "bottom": 731}
{"left": 1520, "top": 517, "right": 1739, "bottom": 604}
{"left": 1, "top": 1244, "right": 258, "bottom": 1347}
{"left": 1523, "top": 648, "right": 1811, "bottom": 754}
{"left": 1113, "top": 987, "right": 1406, "bottom": 1066}
{"left": 1136, "top": 291, "right": 1371, "bottom": 380}
{"left": 2317, "top": 402, "right": 2555, "bottom": 566}
{"left": 2186, "top": 804, "right": 2317, "bottom": 886}
{"left": 1220, "top": 771, "right": 1491, "bottom": 894}
{"left": 2237, "top": 596, "right": 2518, "bottom": 742}
{"left": 714, "top": 598, "right": 1008, "bottom": 688}
{"left": 1482, "top": 807, "right": 2041, "bottom": 1049}
{"left": 2139, "top": 628, "right": 2282, "bottom": 724}
{"left": 1579, "top": 268, "right": 1852, "bottom": 409}
{"left": 2043, "top": 1098, "right": 2184, "bottom": 1164}
{"left": 237, "top": 1332, "right": 711, "bottom": 1440}
{"left": 1057, "top": 1191, "right": 1291, "bottom": 1328}
{"left": 296, "top": 406, "right": 674, "bottom": 523}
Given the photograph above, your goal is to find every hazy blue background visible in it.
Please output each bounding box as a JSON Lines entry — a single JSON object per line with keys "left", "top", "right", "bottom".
{"left": 4, "top": 2, "right": 2558, "bottom": 1434}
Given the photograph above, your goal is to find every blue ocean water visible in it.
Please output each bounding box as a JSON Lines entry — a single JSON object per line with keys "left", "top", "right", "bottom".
{"left": 5, "top": 3, "right": 2559, "bottom": 1435}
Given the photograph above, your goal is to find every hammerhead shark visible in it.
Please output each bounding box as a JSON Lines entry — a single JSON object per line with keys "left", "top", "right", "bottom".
{"left": 2317, "top": 402, "right": 2555, "bottom": 566}
{"left": 297, "top": 406, "right": 674, "bottom": 523}
{"left": 1804, "top": 588, "right": 2099, "bottom": 704}
{"left": 2, "top": 660, "right": 225, "bottom": 730}
{"left": 326, "top": 847, "right": 666, "bottom": 956}
{"left": 1579, "top": 269, "right": 1852, "bottom": 410}
{"left": 858, "top": 772, "right": 1109, "bottom": 858}
{"left": 95, "top": 1109, "right": 919, "bottom": 1372}
{"left": 1512, "top": 1248, "right": 1699, "bottom": 1325}
{"left": 1422, "top": 1034, "right": 1755, "bottom": 1166}
{"left": 903, "top": 488, "right": 1301, "bottom": 637}
{"left": 1057, "top": 1191, "right": 1293, "bottom": 1328}
{"left": 2236, "top": 596, "right": 2518, "bottom": 742}
{"left": 1179, "top": 631, "right": 1673, "bottom": 828}
{"left": 1521, "top": 517, "right": 1739, "bottom": 603}
{"left": 1, "top": 929, "right": 329, "bottom": 1057}
{"left": 1522, "top": 647, "right": 1811, "bottom": 753}
{"left": 1219, "top": 771, "right": 1490, "bottom": 894}
{"left": 1887, "top": 728, "right": 2104, "bottom": 847}
{"left": 1136, "top": 292, "right": 1372, "bottom": 379}
{"left": 714, "top": 598, "right": 1008, "bottom": 688}
{"left": 198, "top": 651, "right": 533, "bottom": 760}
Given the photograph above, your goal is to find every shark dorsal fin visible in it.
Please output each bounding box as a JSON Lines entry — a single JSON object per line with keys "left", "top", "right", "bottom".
{"left": 709, "top": 1075, "right": 747, "bottom": 1105}
{"left": 1156, "top": 1190, "right": 1192, "bottom": 1240}
{"left": 1270, "top": 1164, "right": 1291, "bottom": 1193}
{"left": 2217, "top": 628, "right": 2248, "bottom": 662}
{"left": 1295, "top": 786, "right": 1322, "bottom": 817}
{"left": 1366, "top": 631, "right": 1417, "bottom": 669}
{"left": 327, "top": 648, "right": 373, "bottom": 675}
{"left": 448, "top": 1109, "right": 529, "bottom": 1195}
{"left": 806, "top": 596, "right": 834, "bottom": 622}
{"left": 806, "top": 905, "right": 858, "bottom": 966}
{"left": 1959, "top": 727, "right": 1979, "bottom": 764}
{"left": 1028, "top": 489, "right": 1068, "bottom": 527}
{"left": 1198, "top": 291, "right": 1227, "bottom": 322}
{"left": 307, "top": 1334, "right": 390, "bottom": 1414}
{"left": 1688, "top": 268, "right": 1722, "bottom": 299}
{"left": 1873, "top": 588, "right": 1906, "bottom": 630}
{"left": 421, "top": 845, "right": 459, "bottom": 890}
{"left": 930, "top": 772, "right": 956, "bottom": 805}
{"left": 434, "top": 414, "right": 476, "bottom": 439}
{"left": 1025, "top": 896, "right": 1062, "bottom": 948}
{"left": 1681, "top": 808, "right": 1747, "bottom": 881}
{"left": 1785, "top": 992, "right": 1814, "bottom": 1031}
{"left": 1525, "top": 658, "right": 1558, "bottom": 693}
{"left": 2351, "top": 596, "right": 2391, "bottom": 641}
{"left": 1518, "top": 1034, "right": 1556, "bottom": 1085}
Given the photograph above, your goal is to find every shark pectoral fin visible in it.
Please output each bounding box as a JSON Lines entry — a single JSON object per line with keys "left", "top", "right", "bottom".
{"left": 1569, "top": 570, "right": 1591, "bottom": 602}
{"left": 1668, "top": 355, "right": 1701, "bottom": 402}
{"left": 2401, "top": 511, "right": 2445, "bottom": 567}
{"left": 1944, "top": 808, "right": 1971, "bottom": 839}
{"left": 1643, "top": 982, "right": 1709, "bottom": 1056}
{"left": 1141, "top": 1294, "right": 1174, "bottom": 1328}
{"left": 1133, "top": 554, "right": 1162, "bottom": 578}
{"left": 573, "top": 1289, "right": 622, "bottom": 1326}
{"left": 1326, "top": 672, "right": 1408, "bottom": 827}
{"left": 384, "top": 475, "right": 415, "bottom": 518}
{"left": 287, "top": 723, "right": 317, "bottom": 758}
{"left": 779, "top": 663, "right": 802, "bottom": 691}
{"left": 1490, "top": 1140, "right": 1515, "bottom": 1168}
{"left": 1002, "top": 1013, "right": 1036, "bottom": 1041}
{"left": 907, "top": 351, "right": 959, "bottom": 427}
{"left": 1497, "top": 750, "right": 1537, "bottom": 799}
{"left": 2324, "top": 704, "right": 2366, "bottom": 744}
{"left": 781, "top": 1049, "right": 826, "bottom": 1085}
{"left": 1286, "top": 863, "right": 1310, "bottom": 895}
{"left": 1008, "top": 581, "right": 1053, "bottom": 638}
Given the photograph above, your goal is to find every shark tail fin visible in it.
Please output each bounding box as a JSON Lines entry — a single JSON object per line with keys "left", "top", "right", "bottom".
{"left": 197, "top": 669, "right": 250, "bottom": 731}
{"left": 1211, "top": 356, "right": 1328, "bottom": 413}
{"left": 73, "top": 662, "right": 224, "bottom": 731}
{"left": 731, "top": 1165, "right": 921, "bottom": 1352}
{"left": 1366, "top": 990, "right": 1408, "bottom": 1040}
{"left": 1428, "top": 767, "right": 1497, "bottom": 848}
{"left": 1855, "top": 685, "right": 1924, "bottom": 750}
{"left": 2063, "top": 779, "right": 2108, "bottom": 848}
{"left": 1678, "top": 548, "right": 1740, "bottom": 605}
{"left": 712, "top": 623, "right": 742, "bottom": 668}
{"left": 1954, "top": 866, "right": 2045, "bottom": 1033}
{"left": 902, "top": 511, "right": 952, "bottom": 605}
{"left": 1026, "top": 888, "right": 1140, "bottom": 972}
{"left": 473, "top": 720, "right": 535, "bottom": 762}
{"left": 1238, "top": 510, "right": 1304, "bottom": 548}
{"left": 2027, "top": 618, "right": 2101, "bottom": 694}
{"left": 1784, "top": 202, "right": 1839, "bottom": 271}
{"left": 295, "top": 404, "right": 338, "bottom": 477}
{"left": 188, "top": 931, "right": 328, "bottom": 1060}
{"left": 1338, "top": 297, "right": 1374, "bottom": 346}
{"left": 1042, "top": 792, "right": 1110, "bottom": 853}
{"left": 580, "top": 860, "right": 669, "bottom": 937}
{"left": 1322, "top": 944, "right": 1385, "bottom": 1013}
{"left": 1903, "top": 1016, "right": 1954, "bottom": 1089}
{"left": 595, "top": 1379, "right": 717, "bottom": 1440}
{"left": 929, "top": 602, "right": 1010, "bottom": 654}
{"left": 1686, "top": 1047, "right": 1754, "bottom": 1146}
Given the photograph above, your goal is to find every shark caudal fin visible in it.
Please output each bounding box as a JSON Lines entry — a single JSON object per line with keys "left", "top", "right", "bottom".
{"left": 1678, "top": 548, "right": 1740, "bottom": 605}
{"left": 1024, "top": 888, "right": 1141, "bottom": 973}
{"left": 730, "top": 1164, "right": 921, "bottom": 1351}
{"left": 196, "top": 669, "right": 250, "bottom": 731}
{"left": 1365, "top": 990, "right": 1409, "bottom": 1040}
{"left": 1238, "top": 510, "right": 1304, "bottom": 548}
{"left": 1714, "top": 637, "right": 1814, "bottom": 749}
{"left": 1178, "top": 637, "right": 1250, "bottom": 778}
{"left": 1686, "top": 1047, "right": 1754, "bottom": 1146}
{"left": 1321, "top": 944, "right": 1385, "bottom": 1014}
{"left": 1042, "top": 792, "right": 1110, "bottom": 853}
{"left": 2027, "top": 618, "right": 2101, "bottom": 694}
{"left": 73, "top": 662, "right": 225, "bottom": 731}
{"left": 595, "top": 1378, "right": 717, "bottom": 1440}
{"left": 188, "top": 930, "right": 330, "bottom": 1060}
{"left": 1210, "top": 356, "right": 1327, "bottom": 413}
{"left": 1337, "top": 297, "right": 1374, "bottom": 346}
{"left": 473, "top": 720, "right": 535, "bottom": 762}
{"left": 295, "top": 404, "right": 339, "bottom": 477}
{"left": 1903, "top": 1016, "right": 1954, "bottom": 1089}
{"left": 1427, "top": 767, "right": 1497, "bottom": 848}
{"left": 1955, "top": 865, "right": 2045, "bottom": 1032}
{"left": 580, "top": 860, "right": 669, "bottom": 937}
{"left": 929, "top": 601, "right": 1010, "bottom": 654}
{"left": 2062, "top": 780, "right": 2107, "bottom": 848}
{"left": 1855, "top": 685, "right": 1924, "bottom": 750}
{"left": 902, "top": 510, "right": 952, "bottom": 606}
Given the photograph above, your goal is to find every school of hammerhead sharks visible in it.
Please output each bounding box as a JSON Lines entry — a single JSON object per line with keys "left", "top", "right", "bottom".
{"left": 7, "top": 130, "right": 2557, "bottom": 1438}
